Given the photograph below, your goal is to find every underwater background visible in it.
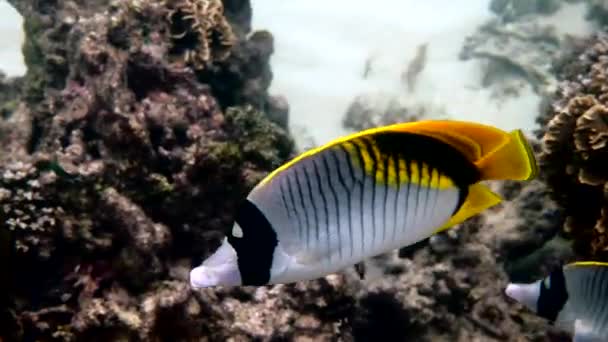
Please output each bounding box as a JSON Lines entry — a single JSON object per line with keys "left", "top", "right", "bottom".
{"left": 0, "top": 0, "right": 607, "bottom": 340}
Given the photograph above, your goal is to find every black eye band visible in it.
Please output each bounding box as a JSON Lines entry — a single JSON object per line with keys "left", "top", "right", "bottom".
{"left": 537, "top": 269, "right": 568, "bottom": 323}
{"left": 229, "top": 199, "right": 278, "bottom": 285}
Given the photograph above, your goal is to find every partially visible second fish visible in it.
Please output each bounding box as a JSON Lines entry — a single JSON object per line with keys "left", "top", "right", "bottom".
{"left": 506, "top": 262, "right": 608, "bottom": 342}
{"left": 190, "top": 120, "right": 538, "bottom": 288}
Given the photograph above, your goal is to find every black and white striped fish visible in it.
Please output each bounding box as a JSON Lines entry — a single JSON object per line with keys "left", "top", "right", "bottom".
{"left": 190, "top": 120, "right": 538, "bottom": 287}
{"left": 506, "top": 262, "right": 608, "bottom": 342}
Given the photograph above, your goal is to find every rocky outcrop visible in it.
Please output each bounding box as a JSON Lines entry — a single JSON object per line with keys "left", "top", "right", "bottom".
{"left": 0, "top": 0, "right": 293, "bottom": 340}
{"left": 461, "top": 0, "right": 598, "bottom": 100}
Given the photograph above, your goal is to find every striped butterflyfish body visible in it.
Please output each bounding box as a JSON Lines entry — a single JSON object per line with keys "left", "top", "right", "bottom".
{"left": 507, "top": 262, "right": 608, "bottom": 341}
{"left": 189, "top": 120, "right": 538, "bottom": 288}
{"left": 246, "top": 131, "right": 476, "bottom": 279}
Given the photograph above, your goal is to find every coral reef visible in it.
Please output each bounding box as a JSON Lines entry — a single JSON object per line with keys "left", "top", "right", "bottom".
{"left": 1, "top": 0, "right": 292, "bottom": 340}
{"left": 342, "top": 95, "right": 423, "bottom": 132}
{"left": 166, "top": 0, "right": 236, "bottom": 69}
{"left": 461, "top": 0, "right": 603, "bottom": 100}
{"left": 586, "top": 0, "right": 608, "bottom": 26}
{"left": 489, "top": 0, "right": 562, "bottom": 21}
{"left": 537, "top": 31, "right": 608, "bottom": 260}
{"left": 0, "top": 72, "right": 23, "bottom": 118}
{"left": 342, "top": 93, "right": 449, "bottom": 133}
{"left": 460, "top": 18, "right": 564, "bottom": 96}
{"left": 0, "top": 0, "right": 580, "bottom": 341}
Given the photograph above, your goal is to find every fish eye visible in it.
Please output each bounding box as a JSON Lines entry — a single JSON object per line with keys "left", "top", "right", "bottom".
{"left": 232, "top": 224, "right": 244, "bottom": 238}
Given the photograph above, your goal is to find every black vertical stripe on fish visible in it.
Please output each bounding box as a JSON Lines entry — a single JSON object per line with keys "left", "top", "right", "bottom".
{"left": 589, "top": 269, "right": 602, "bottom": 324}
{"left": 599, "top": 270, "right": 608, "bottom": 328}
{"left": 421, "top": 163, "right": 430, "bottom": 221}
{"left": 321, "top": 152, "right": 343, "bottom": 260}
{"left": 588, "top": 272, "right": 598, "bottom": 324}
{"left": 412, "top": 161, "right": 421, "bottom": 229}
{"left": 392, "top": 152, "right": 401, "bottom": 242}
{"left": 286, "top": 175, "right": 303, "bottom": 241}
{"left": 600, "top": 270, "right": 608, "bottom": 330}
{"left": 403, "top": 157, "right": 411, "bottom": 237}
{"left": 294, "top": 167, "right": 310, "bottom": 249}
{"left": 279, "top": 177, "right": 293, "bottom": 222}
{"left": 312, "top": 158, "right": 331, "bottom": 263}
{"left": 335, "top": 146, "right": 355, "bottom": 257}
{"left": 230, "top": 199, "right": 278, "bottom": 285}
{"left": 538, "top": 266, "right": 568, "bottom": 323}
{"left": 360, "top": 137, "right": 379, "bottom": 248}
{"left": 349, "top": 140, "right": 367, "bottom": 257}
{"left": 303, "top": 164, "right": 320, "bottom": 245}
{"left": 594, "top": 270, "right": 608, "bottom": 329}
{"left": 429, "top": 168, "right": 440, "bottom": 219}
{"left": 382, "top": 153, "right": 390, "bottom": 243}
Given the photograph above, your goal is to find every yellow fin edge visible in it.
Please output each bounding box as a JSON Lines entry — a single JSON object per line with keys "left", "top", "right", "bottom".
{"left": 258, "top": 122, "right": 538, "bottom": 187}
{"left": 475, "top": 129, "right": 538, "bottom": 181}
{"left": 566, "top": 261, "right": 608, "bottom": 269}
{"left": 434, "top": 183, "right": 502, "bottom": 234}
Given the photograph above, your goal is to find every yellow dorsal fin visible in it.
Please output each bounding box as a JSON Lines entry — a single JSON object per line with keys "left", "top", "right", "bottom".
{"left": 434, "top": 183, "right": 502, "bottom": 233}
{"left": 386, "top": 121, "right": 538, "bottom": 181}
{"left": 566, "top": 261, "right": 608, "bottom": 269}
{"left": 474, "top": 129, "right": 538, "bottom": 181}
{"left": 385, "top": 120, "right": 510, "bottom": 163}
{"left": 257, "top": 120, "right": 538, "bottom": 187}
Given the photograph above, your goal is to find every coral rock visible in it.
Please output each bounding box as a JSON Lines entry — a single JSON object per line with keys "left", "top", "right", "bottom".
{"left": 538, "top": 31, "right": 608, "bottom": 259}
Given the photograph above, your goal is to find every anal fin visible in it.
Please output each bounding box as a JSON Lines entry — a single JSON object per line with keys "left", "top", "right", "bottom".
{"left": 434, "top": 183, "right": 502, "bottom": 233}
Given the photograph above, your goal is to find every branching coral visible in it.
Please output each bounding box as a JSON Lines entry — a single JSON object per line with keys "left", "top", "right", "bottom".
{"left": 537, "top": 31, "right": 608, "bottom": 259}
{"left": 167, "top": 0, "right": 237, "bottom": 69}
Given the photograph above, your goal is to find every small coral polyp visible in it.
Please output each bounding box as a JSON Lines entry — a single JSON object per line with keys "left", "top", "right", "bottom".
{"left": 167, "top": 0, "right": 236, "bottom": 69}
{"left": 540, "top": 32, "right": 608, "bottom": 259}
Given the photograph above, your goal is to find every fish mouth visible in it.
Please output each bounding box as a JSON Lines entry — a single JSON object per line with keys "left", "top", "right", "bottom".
{"left": 505, "top": 284, "right": 517, "bottom": 299}
{"left": 189, "top": 265, "right": 219, "bottom": 289}
{"left": 189, "top": 260, "right": 242, "bottom": 288}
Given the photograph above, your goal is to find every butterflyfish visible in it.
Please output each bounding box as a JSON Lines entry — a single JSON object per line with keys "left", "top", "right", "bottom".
{"left": 190, "top": 120, "right": 538, "bottom": 287}
{"left": 506, "top": 262, "right": 608, "bottom": 342}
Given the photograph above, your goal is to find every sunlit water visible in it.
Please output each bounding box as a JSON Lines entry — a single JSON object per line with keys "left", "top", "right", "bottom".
{"left": 252, "top": 0, "right": 592, "bottom": 146}
{"left": 0, "top": 1, "right": 25, "bottom": 77}
{"left": 0, "top": 1, "right": 594, "bottom": 147}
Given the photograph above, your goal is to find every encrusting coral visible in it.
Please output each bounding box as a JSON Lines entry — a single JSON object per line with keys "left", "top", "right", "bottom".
{"left": 537, "top": 31, "right": 608, "bottom": 260}
{"left": 166, "top": 0, "right": 237, "bottom": 69}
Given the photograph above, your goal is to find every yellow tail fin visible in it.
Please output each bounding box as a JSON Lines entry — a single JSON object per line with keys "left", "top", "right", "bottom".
{"left": 474, "top": 129, "right": 538, "bottom": 181}
{"left": 434, "top": 182, "right": 502, "bottom": 233}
